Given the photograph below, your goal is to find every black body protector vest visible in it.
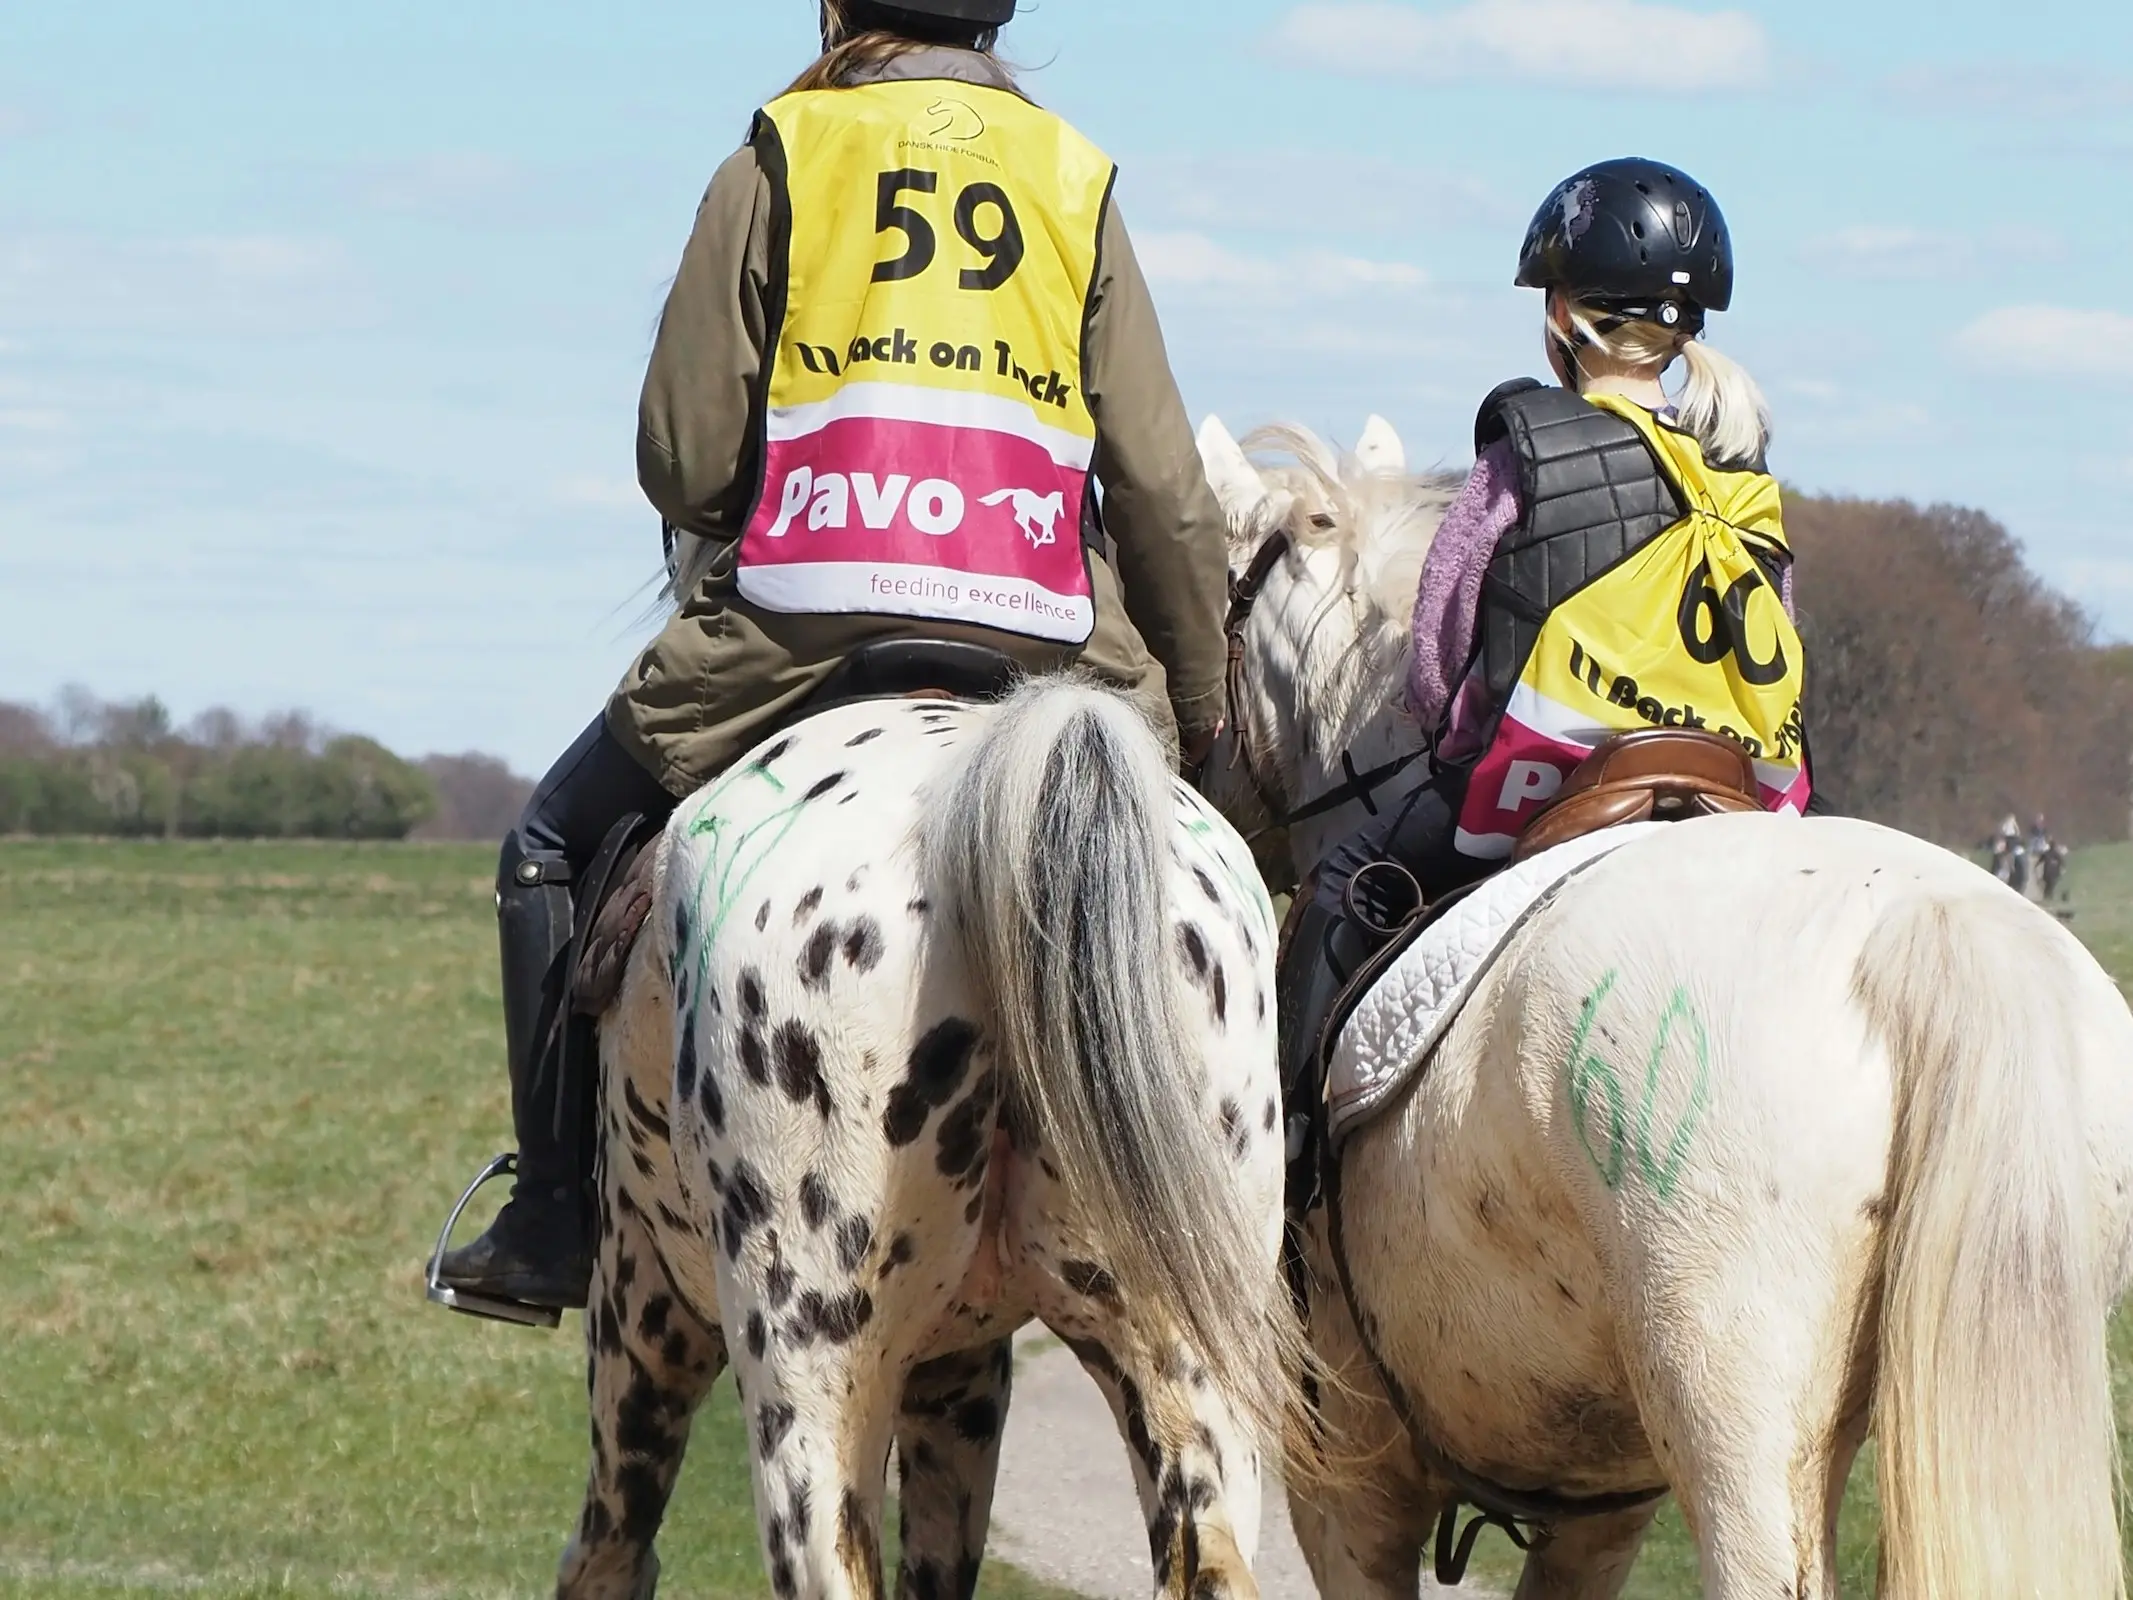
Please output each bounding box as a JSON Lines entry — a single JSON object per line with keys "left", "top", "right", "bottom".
{"left": 1470, "top": 379, "right": 1684, "bottom": 709}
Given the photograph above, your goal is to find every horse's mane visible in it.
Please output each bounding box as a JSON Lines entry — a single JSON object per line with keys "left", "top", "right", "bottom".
{"left": 1237, "top": 424, "right": 1461, "bottom": 760}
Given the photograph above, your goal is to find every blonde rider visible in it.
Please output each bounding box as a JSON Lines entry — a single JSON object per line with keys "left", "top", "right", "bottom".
{"left": 435, "top": 0, "right": 1230, "bottom": 1317}
{"left": 1279, "top": 159, "right": 1806, "bottom": 1157}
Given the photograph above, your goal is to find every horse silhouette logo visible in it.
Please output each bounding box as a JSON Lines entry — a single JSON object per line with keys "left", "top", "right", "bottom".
{"left": 922, "top": 98, "right": 986, "bottom": 141}
{"left": 981, "top": 487, "right": 1066, "bottom": 548}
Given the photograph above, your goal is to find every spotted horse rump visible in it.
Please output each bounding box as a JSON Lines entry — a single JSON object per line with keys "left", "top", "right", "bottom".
{"left": 554, "top": 677, "right": 1296, "bottom": 1600}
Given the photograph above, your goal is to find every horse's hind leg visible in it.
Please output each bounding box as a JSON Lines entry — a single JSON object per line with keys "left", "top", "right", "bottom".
{"left": 1061, "top": 1330, "right": 1266, "bottom": 1600}
{"left": 893, "top": 1339, "right": 1013, "bottom": 1600}
{"left": 1510, "top": 1504, "right": 1658, "bottom": 1600}
{"left": 556, "top": 1189, "right": 728, "bottom": 1600}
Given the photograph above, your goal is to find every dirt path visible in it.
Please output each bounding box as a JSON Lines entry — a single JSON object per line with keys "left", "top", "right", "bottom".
{"left": 989, "top": 1331, "right": 1468, "bottom": 1600}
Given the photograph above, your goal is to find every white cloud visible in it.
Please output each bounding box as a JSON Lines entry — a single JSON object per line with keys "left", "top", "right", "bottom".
{"left": 1954, "top": 306, "right": 2133, "bottom": 380}
{"left": 1137, "top": 231, "right": 1428, "bottom": 300}
{"left": 1888, "top": 63, "right": 2133, "bottom": 120}
{"left": 1268, "top": 0, "right": 1768, "bottom": 90}
{"left": 1806, "top": 225, "right": 2064, "bottom": 282}
{"left": 0, "top": 233, "right": 366, "bottom": 337}
{"left": 553, "top": 475, "right": 644, "bottom": 512}
{"left": 345, "top": 153, "right": 531, "bottom": 222}
{"left": 1129, "top": 152, "right": 1514, "bottom": 237}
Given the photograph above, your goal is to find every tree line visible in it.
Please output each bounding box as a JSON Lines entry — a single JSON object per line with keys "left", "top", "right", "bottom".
{"left": 3, "top": 489, "right": 2127, "bottom": 845}
{"left": 0, "top": 692, "right": 532, "bottom": 842}
{"left": 1788, "top": 494, "right": 2132, "bottom": 845}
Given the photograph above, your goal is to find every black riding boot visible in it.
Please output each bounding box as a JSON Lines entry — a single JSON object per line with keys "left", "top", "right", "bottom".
{"left": 433, "top": 834, "right": 595, "bottom": 1310}
{"left": 1276, "top": 893, "right": 1397, "bottom": 1211}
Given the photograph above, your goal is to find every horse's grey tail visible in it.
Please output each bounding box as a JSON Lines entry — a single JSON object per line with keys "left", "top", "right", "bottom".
{"left": 1856, "top": 892, "right": 2125, "bottom": 1600}
{"left": 924, "top": 677, "right": 1294, "bottom": 1447}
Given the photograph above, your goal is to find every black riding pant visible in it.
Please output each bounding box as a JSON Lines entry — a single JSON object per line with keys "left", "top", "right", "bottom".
{"left": 512, "top": 716, "right": 681, "bottom": 881}
{"left": 1308, "top": 765, "right": 1489, "bottom": 925}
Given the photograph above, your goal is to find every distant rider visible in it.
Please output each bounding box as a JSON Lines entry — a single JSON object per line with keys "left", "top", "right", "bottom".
{"left": 434, "top": 0, "right": 1231, "bottom": 1316}
{"left": 1278, "top": 159, "right": 1808, "bottom": 1142}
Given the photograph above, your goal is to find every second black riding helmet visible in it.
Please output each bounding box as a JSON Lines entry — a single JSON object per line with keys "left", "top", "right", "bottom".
{"left": 1517, "top": 158, "right": 1733, "bottom": 331}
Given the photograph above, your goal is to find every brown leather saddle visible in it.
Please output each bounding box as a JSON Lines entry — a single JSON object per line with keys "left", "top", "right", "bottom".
{"left": 569, "top": 638, "right": 1023, "bottom": 1017}
{"left": 1511, "top": 727, "right": 1761, "bottom": 862}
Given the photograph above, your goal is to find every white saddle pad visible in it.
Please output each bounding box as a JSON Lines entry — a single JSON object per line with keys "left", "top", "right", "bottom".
{"left": 1325, "top": 823, "right": 1670, "bottom": 1144}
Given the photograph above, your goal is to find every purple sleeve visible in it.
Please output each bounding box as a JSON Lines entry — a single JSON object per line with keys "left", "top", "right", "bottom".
{"left": 1408, "top": 442, "right": 1522, "bottom": 727}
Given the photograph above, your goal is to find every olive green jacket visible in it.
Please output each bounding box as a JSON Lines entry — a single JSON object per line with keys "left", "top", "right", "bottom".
{"left": 617, "top": 47, "right": 1228, "bottom": 788}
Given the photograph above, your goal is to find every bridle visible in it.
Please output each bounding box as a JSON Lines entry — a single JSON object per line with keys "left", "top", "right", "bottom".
{"left": 1201, "top": 528, "right": 1427, "bottom": 841}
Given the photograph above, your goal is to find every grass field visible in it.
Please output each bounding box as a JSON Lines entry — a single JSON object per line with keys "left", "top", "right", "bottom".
{"left": 0, "top": 839, "right": 1067, "bottom": 1600}
{"left": 6, "top": 838, "right": 2133, "bottom": 1598}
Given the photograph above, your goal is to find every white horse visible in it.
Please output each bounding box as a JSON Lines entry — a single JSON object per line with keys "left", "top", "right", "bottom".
{"left": 1196, "top": 415, "right": 2133, "bottom": 1600}
{"left": 551, "top": 676, "right": 1297, "bottom": 1600}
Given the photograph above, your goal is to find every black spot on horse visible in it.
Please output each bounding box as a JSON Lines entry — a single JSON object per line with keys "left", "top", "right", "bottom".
{"left": 1262, "top": 1096, "right": 1277, "bottom": 1132}
{"left": 794, "top": 886, "right": 825, "bottom": 925}
{"left": 842, "top": 917, "right": 884, "bottom": 973}
{"left": 757, "top": 1399, "right": 797, "bottom": 1457}
{"left": 675, "top": 1021, "right": 699, "bottom": 1106}
{"left": 836, "top": 1214, "right": 873, "bottom": 1274}
{"left": 934, "top": 1070, "right": 997, "bottom": 1185}
{"left": 800, "top": 1170, "right": 835, "bottom": 1230}
{"left": 878, "top": 1232, "right": 916, "bottom": 1279}
{"left": 805, "top": 771, "right": 847, "bottom": 802}
{"left": 796, "top": 1286, "right": 875, "bottom": 1344}
{"left": 755, "top": 738, "right": 793, "bottom": 772}
{"left": 740, "top": 969, "right": 766, "bottom": 1021}
{"left": 953, "top": 1397, "right": 1000, "bottom": 1443}
{"left": 765, "top": 1232, "right": 796, "bottom": 1308}
{"left": 1177, "top": 923, "right": 1210, "bottom": 980}
{"left": 616, "top": 1371, "right": 673, "bottom": 1456}
{"left": 884, "top": 1018, "right": 981, "bottom": 1146}
{"left": 846, "top": 727, "right": 885, "bottom": 747}
{"left": 775, "top": 1021, "right": 833, "bottom": 1116}
{"left": 596, "top": 1297, "right": 624, "bottom": 1356}
{"left": 800, "top": 921, "right": 839, "bottom": 988}
{"left": 699, "top": 1066, "right": 725, "bottom": 1135}
{"left": 756, "top": 899, "right": 771, "bottom": 933}
{"left": 624, "top": 1079, "right": 670, "bottom": 1144}
{"left": 1210, "top": 961, "right": 1228, "bottom": 1026}
{"left": 1193, "top": 867, "right": 1221, "bottom": 904}
{"left": 1061, "top": 1259, "right": 1120, "bottom": 1302}
{"left": 789, "top": 1480, "right": 813, "bottom": 1542}
{"left": 721, "top": 1162, "right": 770, "bottom": 1259}
{"left": 907, "top": 897, "right": 930, "bottom": 917}
{"left": 746, "top": 1309, "right": 768, "bottom": 1359}
{"left": 739, "top": 1026, "right": 769, "bottom": 1085}
{"left": 672, "top": 899, "right": 693, "bottom": 962}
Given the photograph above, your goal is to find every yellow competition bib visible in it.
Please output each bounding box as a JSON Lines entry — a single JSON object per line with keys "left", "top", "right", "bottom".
{"left": 1456, "top": 395, "right": 1808, "bottom": 857}
{"left": 738, "top": 80, "right": 1114, "bottom": 645}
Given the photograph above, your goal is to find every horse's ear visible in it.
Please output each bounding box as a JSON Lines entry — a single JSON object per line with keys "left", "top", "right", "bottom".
{"left": 1197, "top": 414, "right": 1272, "bottom": 525}
{"left": 1356, "top": 414, "right": 1406, "bottom": 474}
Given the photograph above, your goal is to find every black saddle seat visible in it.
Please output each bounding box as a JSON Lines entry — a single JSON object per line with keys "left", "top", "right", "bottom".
{"left": 801, "top": 638, "right": 1023, "bottom": 712}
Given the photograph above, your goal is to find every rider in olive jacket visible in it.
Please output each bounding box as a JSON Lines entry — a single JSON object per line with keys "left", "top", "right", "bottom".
{"left": 433, "top": 0, "right": 1231, "bottom": 1318}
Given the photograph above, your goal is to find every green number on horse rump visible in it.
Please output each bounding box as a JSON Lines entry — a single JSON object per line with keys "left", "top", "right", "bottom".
{"left": 1567, "top": 970, "right": 1629, "bottom": 1189}
{"left": 1564, "top": 973, "right": 1711, "bottom": 1201}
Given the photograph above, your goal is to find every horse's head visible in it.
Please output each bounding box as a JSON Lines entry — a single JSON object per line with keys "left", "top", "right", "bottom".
{"left": 1196, "top": 413, "right": 1459, "bottom": 890}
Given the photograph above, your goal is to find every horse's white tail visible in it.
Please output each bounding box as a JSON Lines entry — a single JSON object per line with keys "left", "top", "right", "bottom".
{"left": 924, "top": 678, "right": 1295, "bottom": 1445}
{"left": 1856, "top": 894, "right": 2124, "bottom": 1600}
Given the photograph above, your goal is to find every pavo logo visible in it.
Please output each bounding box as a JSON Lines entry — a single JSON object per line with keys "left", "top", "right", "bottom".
{"left": 922, "top": 98, "right": 986, "bottom": 141}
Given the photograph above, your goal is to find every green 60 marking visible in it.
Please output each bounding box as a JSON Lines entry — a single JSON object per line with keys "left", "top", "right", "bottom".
{"left": 1565, "top": 971, "right": 1712, "bottom": 1202}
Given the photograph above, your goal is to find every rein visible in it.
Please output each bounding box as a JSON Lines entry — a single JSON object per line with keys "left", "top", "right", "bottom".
{"left": 1207, "top": 529, "right": 1426, "bottom": 836}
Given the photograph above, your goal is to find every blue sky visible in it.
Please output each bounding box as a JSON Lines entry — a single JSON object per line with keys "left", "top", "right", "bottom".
{"left": 5, "top": 0, "right": 2132, "bottom": 775}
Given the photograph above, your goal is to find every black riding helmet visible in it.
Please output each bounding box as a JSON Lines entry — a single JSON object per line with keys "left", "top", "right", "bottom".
{"left": 827, "top": 0, "right": 1018, "bottom": 29}
{"left": 1517, "top": 158, "right": 1732, "bottom": 335}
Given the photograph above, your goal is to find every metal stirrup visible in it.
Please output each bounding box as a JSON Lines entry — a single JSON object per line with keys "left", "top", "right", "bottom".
{"left": 424, "top": 1154, "right": 563, "bottom": 1329}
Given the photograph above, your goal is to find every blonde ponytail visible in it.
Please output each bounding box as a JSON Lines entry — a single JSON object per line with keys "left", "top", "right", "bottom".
{"left": 1674, "top": 337, "right": 1771, "bottom": 469}
{"left": 1565, "top": 298, "right": 1772, "bottom": 468}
